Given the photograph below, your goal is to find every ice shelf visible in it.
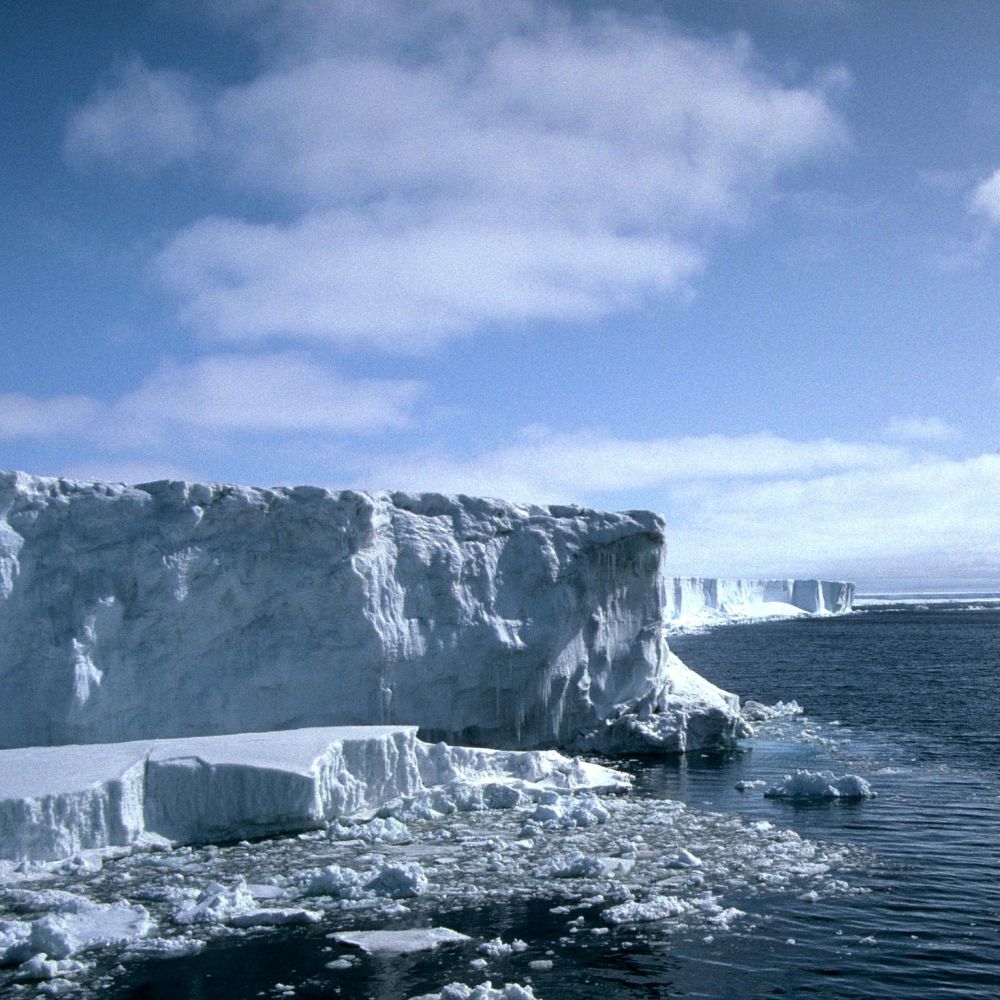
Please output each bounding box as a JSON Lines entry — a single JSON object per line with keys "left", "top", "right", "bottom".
{"left": 666, "top": 577, "right": 854, "bottom": 626}
{"left": 0, "top": 726, "right": 629, "bottom": 862}
{"left": 0, "top": 471, "right": 753, "bottom": 754}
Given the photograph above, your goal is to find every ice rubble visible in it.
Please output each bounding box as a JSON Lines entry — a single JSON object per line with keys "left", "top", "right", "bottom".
{"left": 0, "top": 726, "right": 628, "bottom": 864}
{"left": 0, "top": 764, "right": 867, "bottom": 994}
{"left": 0, "top": 471, "right": 747, "bottom": 753}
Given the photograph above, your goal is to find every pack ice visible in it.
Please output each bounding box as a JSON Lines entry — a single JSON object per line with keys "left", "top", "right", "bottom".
{"left": 0, "top": 471, "right": 747, "bottom": 753}
{"left": 0, "top": 726, "right": 628, "bottom": 862}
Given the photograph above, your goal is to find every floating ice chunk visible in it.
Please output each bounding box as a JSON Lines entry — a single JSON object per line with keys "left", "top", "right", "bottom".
{"left": 14, "top": 954, "right": 59, "bottom": 981}
{"left": 229, "top": 908, "right": 320, "bottom": 928}
{"left": 477, "top": 937, "right": 528, "bottom": 958}
{"left": 529, "top": 794, "right": 610, "bottom": 829}
{"left": 332, "top": 927, "right": 470, "bottom": 955}
{"left": 330, "top": 816, "right": 411, "bottom": 844}
{"left": 577, "top": 655, "right": 749, "bottom": 754}
{"left": 123, "top": 936, "right": 206, "bottom": 958}
{"left": 0, "top": 919, "right": 32, "bottom": 964}
{"left": 668, "top": 848, "right": 703, "bottom": 868}
{"left": 734, "top": 779, "right": 768, "bottom": 792}
{"left": 741, "top": 700, "right": 803, "bottom": 722}
{"left": 30, "top": 900, "right": 154, "bottom": 958}
{"left": 173, "top": 880, "right": 256, "bottom": 925}
{"left": 764, "top": 771, "right": 874, "bottom": 801}
{"left": 302, "top": 864, "right": 368, "bottom": 899}
{"left": 535, "top": 851, "right": 632, "bottom": 879}
{"left": 173, "top": 879, "right": 320, "bottom": 927}
{"left": 602, "top": 895, "right": 692, "bottom": 924}
{"left": 364, "top": 861, "right": 428, "bottom": 899}
{"left": 410, "top": 983, "right": 539, "bottom": 1000}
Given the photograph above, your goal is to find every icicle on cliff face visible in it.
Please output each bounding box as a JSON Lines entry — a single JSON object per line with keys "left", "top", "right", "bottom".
{"left": 0, "top": 471, "right": 745, "bottom": 752}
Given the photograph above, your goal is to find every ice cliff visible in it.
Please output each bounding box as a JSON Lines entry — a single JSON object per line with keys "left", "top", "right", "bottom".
{"left": 0, "top": 471, "right": 745, "bottom": 753}
{"left": 667, "top": 577, "right": 854, "bottom": 626}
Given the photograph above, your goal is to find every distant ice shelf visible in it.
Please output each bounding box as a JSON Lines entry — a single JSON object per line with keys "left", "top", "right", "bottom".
{"left": 666, "top": 577, "right": 854, "bottom": 629}
{"left": 0, "top": 726, "right": 629, "bottom": 863}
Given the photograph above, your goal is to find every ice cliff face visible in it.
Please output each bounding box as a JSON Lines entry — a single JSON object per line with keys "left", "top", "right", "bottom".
{"left": 667, "top": 578, "right": 855, "bottom": 621}
{"left": 0, "top": 471, "right": 743, "bottom": 752}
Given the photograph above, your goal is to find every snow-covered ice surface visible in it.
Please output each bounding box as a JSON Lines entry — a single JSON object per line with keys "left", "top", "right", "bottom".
{"left": 0, "top": 726, "right": 628, "bottom": 863}
{"left": 0, "top": 471, "right": 745, "bottom": 754}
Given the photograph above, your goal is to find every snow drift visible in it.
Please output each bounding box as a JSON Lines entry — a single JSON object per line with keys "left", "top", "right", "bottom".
{"left": 0, "top": 471, "right": 746, "bottom": 753}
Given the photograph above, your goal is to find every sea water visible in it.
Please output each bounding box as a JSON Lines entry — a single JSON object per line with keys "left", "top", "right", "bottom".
{"left": 17, "top": 600, "right": 1000, "bottom": 999}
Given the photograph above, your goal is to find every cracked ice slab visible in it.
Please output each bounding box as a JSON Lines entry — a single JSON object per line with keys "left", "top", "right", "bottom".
{"left": 0, "top": 727, "right": 628, "bottom": 863}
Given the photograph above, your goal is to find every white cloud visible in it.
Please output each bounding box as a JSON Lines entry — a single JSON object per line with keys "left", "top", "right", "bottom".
{"left": 0, "top": 353, "right": 423, "bottom": 447}
{"left": 352, "top": 429, "right": 1000, "bottom": 580}
{"left": 970, "top": 168, "right": 1000, "bottom": 226}
{"left": 0, "top": 393, "right": 101, "bottom": 440}
{"left": 68, "top": 2, "right": 847, "bottom": 349}
{"left": 64, "top": 58, "right": 206, "bottom": 171}
{"left": 353, "top": 429, "right": 907, "bottom": 502}
{"left": 664, "top": 454, "right": 1000, "bottom": 577}
{"left": 882, "top": 416, "right": 961, "bottom": 443}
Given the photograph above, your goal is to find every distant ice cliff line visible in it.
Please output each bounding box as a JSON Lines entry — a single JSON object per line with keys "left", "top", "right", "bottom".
{"left": 0, "top": 471, "right": 850, "bottom": 753}
{"left": 666, "top": 577, "right": 854, "bottom": 626}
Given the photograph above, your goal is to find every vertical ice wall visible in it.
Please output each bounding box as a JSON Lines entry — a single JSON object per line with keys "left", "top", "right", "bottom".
{"left": 0, "top": 471, "right": 742, "bottom": 752}
{"left": 667, "top": 578, "right": 854, "bottom": 619}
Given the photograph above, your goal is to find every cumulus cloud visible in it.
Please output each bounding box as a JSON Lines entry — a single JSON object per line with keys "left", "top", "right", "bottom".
{"left": 882, "top": 416, "right": 961, "bottom": 443}
{"left": 970, "top": 168, "right": 1000, "bottom": 226}
{"left": 0, "top": 354, "right": 422, "bottom": 447}
{"left": 67, "top": 1, "right": 847, "bottom": 349}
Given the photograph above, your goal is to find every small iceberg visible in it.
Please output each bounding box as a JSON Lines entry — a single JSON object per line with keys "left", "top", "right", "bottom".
{"left": 764, "top": 770, "right": 874, "bottom": 801}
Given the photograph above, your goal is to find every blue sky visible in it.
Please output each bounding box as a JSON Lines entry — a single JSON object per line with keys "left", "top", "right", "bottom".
{"left": 2, "top": 0, "right": 998, "bottom": 586}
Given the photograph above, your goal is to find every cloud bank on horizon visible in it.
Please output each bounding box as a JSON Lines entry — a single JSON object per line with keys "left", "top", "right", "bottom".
{"left": 2, "top": 0, "right": 999, "bottom": 585}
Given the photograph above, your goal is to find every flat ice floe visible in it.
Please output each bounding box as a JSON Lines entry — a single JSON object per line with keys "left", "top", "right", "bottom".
{"left": 333, "top": 927, "right": 470, "bottom": 954}
{"left": 0, "top": 726, "right": 628, "bottom": 864}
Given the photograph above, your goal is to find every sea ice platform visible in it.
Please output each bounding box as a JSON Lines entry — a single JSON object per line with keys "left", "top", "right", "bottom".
{"left": 0, "top": 726, "right": 628, "bottom": 864}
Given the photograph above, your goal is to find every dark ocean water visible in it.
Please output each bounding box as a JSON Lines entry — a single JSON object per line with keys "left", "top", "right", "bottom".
{"left": 111, "top": 602, "right": 1000, "bottom": 1000}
